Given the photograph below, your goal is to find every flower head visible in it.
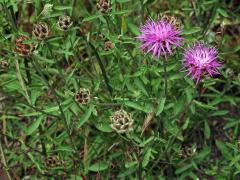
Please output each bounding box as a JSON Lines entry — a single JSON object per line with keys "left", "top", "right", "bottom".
{"left": 32, "top": 22, "right": 50, "bottom": 40}
{"left": 110, "top": 110, "right": 134, "bottom": 133}
{"left": 57, "top": 15, "right": 73, "bottom": 31}
{"left": 96, "top": 0, "right": 112, "bottom": 13}
{"left": 137, "top": 16, "right": 182, "bottom": 58}
{"left": 15, "top": 36, "right": 35, "bottom": 56}
{"left": 75, "top": 88, "right": 91, "bottom": 105}
{"left": 183, "top": 43, "right": 222, "bottom": 83}
{"left": 41, "top": 4, "right": 53, "bottom": 16}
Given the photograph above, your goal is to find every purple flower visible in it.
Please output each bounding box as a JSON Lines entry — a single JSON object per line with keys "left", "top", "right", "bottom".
{"left": 137, "top": 17, "right": 182, "bottom": 58}
{"left": 183, "top": 43, "right": 222, "bottom": 83}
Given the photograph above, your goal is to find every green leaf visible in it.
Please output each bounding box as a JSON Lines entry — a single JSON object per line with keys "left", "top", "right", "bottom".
{"left": 164, "top": 121, "right": 183, "bottom": 141}
{"left": 110, "top": 10, "right": 131, "bottom": 15}
{"left": 124, "top": 101, "right": 153, "bottom": 113}
{"left": 54, "top": 6, "right": 72, "bottom": 10}
{"left": 193, "top": 100, "right": 217, "bottom": 110}
{"left": 24, "top": 116, "right": 44, "bottom": 135}
{"left": 95, "top": 122, "right": 113, "bottom": 132}
{"left": 204, "top": 120, "right": 211, "bottom": 139}
{"left": 83, "top": 14, "right": 102, "bottom": 22}
{"left": 77, "top": 106, "right": 93, "bottom": 128}
{"left": 194, "top": 145, "right": 211, "bottom": 162}
{"left": 156, "top": 97, "right": 166, "bottom": 116}
{"left": 22, "top": 106, "right": 59, "bottom": 116}
{"left": 125, "top": 161, "right": 138, "bottom": 168}
{"left": 175, "top": 163, "right": 193, "bottom": 174}
{"left": 134, "top": 78, "right": 148, "bottom": 96}
{"left": 142, "top": 149, "right": 152, "bottom": 168}
{"left": 116, "top": 0, "right": 131, "bottom": 3}
{"left": 128, "top": 23, "right": 140, "bottom": 35}
{"left": 139, "top": 137, "right": 154, "bottom": 147}
{"left": 182, "top": 27, "right": 201, "bottom": 35}
{"left": 217, "top": 8, "right": 228, "bottom": 17}
{"left": 215, "top": 140, "right": 231, "bottom": 159}
{"left": 88, "top": 161, "right": 109, "bottom": 172}
{"left": 210, "top": 110, "right": 229, "bottom": 116}
{"left": 53, "top": 145, "right": 75, "bottom": 152}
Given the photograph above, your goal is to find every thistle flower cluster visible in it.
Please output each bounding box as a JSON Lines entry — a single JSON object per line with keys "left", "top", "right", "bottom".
{"left": 15, "top": 12, "right": 72, "bottom": 56}
{"left": 137, "top": 15, "right": 222, "bottom": 82}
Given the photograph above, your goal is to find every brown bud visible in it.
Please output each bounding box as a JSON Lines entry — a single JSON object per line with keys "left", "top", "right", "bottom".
{"left": 15, "top": 36, "right": 34, "bottom": 56}
{"left": 0, "top": 61, "right": 9, "bottom": 68}
{"left": 75, "top": 88, "right": 91, "bottom": 105}
{"left": 44, "top": 155, "right": 64, "bottom": 168}
{"left": 57, "top": 15, "right": 73, "bottom": 31}
{"left": 104, "top": 41, "right": 115, "bottom": 51}
{"left": 96, "top": 0, "right": 112, "bottom": 13}
{"left": 32, "top": 22, "right": 50, "bottom": 40}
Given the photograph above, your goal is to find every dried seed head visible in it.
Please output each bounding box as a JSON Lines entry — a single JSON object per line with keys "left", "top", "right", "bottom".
{"left": 32, "top": 22, "right": 50, "bottom": 40}
{"left": 110, "top": 110, "right": 134, "bottom": 133}
{"left": 96, "top": 0, "right": 112, "bottom": 13}
{"left": 25, "top": 165, "right": 37, "bottom": 175}
{"left": 44, "top": 155, "right": 64, "bottom": 168}
{"left": 0, "top": 61, "right": 9, "bottom": 68}
{"left": 104, "top": 41, "right": 115, "bottom": 51}
{"left": 75, "top": 88, "right": 91, "bottom": 105}
{"left": 179, "top": 145, "right": 197, "bottom": 158}
{"left": 57, "top": 15, "right": 73, "bottom": 31}
{"left": 15, "top": 36, "right": 34, "bottom": 56}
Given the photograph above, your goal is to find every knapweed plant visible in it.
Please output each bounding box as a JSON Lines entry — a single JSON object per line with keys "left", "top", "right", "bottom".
{"left": 0, "top": 0, "right": 240, "bottom": 179}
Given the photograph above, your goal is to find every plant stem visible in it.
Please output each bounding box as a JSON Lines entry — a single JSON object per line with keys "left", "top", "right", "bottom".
{"left": 30, "top": 59, "right": 77, "bottom": 152}
{"left": 24, "top": 58, "right": 32, "bottom": 85}
{"left": 39, "top": 125, "right": 47, "bottom": 156}
{"left": 16, "top": 58, "right": 31, "bottom": 105}
{"left": 24, "top": 57, "right": 47, "bottom": 156}
{"left": 0, "top": 140, "right": 12, "bottom": 180}
{"left": 140, "top": 0, "right": 144, "bottom": 23}
{"left": 86, "top": 40, "right": 113, "bottom": 97}
{"left": 163, "top": 54, "right": 168, "bottom": 98}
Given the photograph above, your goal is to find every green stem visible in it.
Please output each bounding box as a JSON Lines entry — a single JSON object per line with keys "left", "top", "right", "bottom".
{"left": 0, "top": 132, "right": 43, "bottom": 155}
{"left": 85, "top": 39, "right": 113, "bottom": 97}
{"left": 30, "top": 59, "right": 77, "bottom": 152}
{"left": 140, "top": 0, "right": 144, "bottom": 23}
{"left": 163, "top": 54, "right": 168, "bottom": 98}
{"left": 24, "top": 58, "right": 32, "bottom": 85}
{"left": 38, "top": 125, "right": 47, "bottom": 156}
{"left": 24, "top": 57, "right": 47, "bottom": 156}
{"left": 0, "top": 140, "right": 12, "bottom": 180}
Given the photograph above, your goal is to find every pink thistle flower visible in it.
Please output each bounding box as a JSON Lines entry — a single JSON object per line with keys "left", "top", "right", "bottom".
{"left": 183, "top": 43, "right": 222, "bottom": 83}
{"left": 137, "top": 17, "right": 183, "bottom": 58}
